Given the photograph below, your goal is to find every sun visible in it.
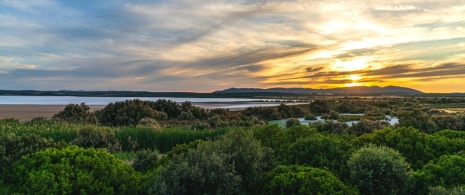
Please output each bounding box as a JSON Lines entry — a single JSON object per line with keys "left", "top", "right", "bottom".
{"left": 345, "top": 74, "right": 364, "bottom": 87}
{"left": 332, "top": 57, "right": 370, "bottom": 71}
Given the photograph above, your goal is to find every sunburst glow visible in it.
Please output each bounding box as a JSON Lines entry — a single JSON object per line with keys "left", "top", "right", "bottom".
{"left": 332, "top": 57, "right": 370, "bottom": 72}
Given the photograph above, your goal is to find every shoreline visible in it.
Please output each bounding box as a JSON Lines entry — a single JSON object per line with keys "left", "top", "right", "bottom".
{"left": 0, "top": 102, "right": 302, "bottom": 121}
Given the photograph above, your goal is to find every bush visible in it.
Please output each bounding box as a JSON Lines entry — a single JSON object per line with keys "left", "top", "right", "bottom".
{"left": 0, "top": 134, "right": 54, "bottom": 175}
{"left": 150, "top": 130, "right": 275, "bottom": 194}
{"left": 314, "top": 120, "right": 348, "bottom": 134}
{"left": 310, "top": 100, "right": 331, "bottom": 114}
{"left": 264, "top": 165, "right": 358, "bottom": 195}
{"left": 4, "top": 146, "right": 142, "bottom": 194}
{"left": 348, "top": 145, "right": 411, "bottom": 195}
{"left": 190, "top": 122, "right": 211, "bottom": 130}
{"left": 286, "top": 118, "right": 301, "bottom": 128}
{"left": 52, "top": 103, "right": 97, "bottom": 124}
{"left": 347, "top": 119, "right": 389, "bottom": 136}
{"left": 413, "top": 155, "right": 465, "bottom": 194}
{"left": 304, "top": 113, "right": 317, "bottom": 120}
{"left": 429, "top": 186, "right": 465, "bottom": 195}
{"left": 72, "top": 126, "right": 121, "bottom": 152}
{"left": 281, "top": 134, "right": 354, "bottom": 178}
{"left": 96, "top": 99, "right": 157, "bottom": 126}
{"left": 132, "top": 149, "right": 160, "bottom": 172}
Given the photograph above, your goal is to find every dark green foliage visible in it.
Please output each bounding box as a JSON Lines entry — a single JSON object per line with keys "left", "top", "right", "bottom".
{"left": 281, "top": 134, "right": 354, "bottom": 178}
{"left": 398, "top": 109, "right": 437, "bottom": 133}
{"left": 355, "top": 127, "right": 465, "bottom": 170}
{"left": 147, "top": 99, "right": 182, "bottom": 119}
{"left": 52, "top": 103, "right": 97, "bottom": 124}
{"left": 304, "top": 113, "right": 317, "bottom": 120}
{"left": 348, "top": 145, "right": 411, "bottom": 195}
{"left": 97, "top": 99, "right": 157, "bottom": 126}
{"left": 314, "top": 120, "right": 348, "bottom": 134}
{"left": 0, "top": 134, "right": 54, "bottom": 176}
{"left": 348, "top": 119, "right": 389, "bottom": 136}
{"left": 310, "top": 100, "right": 331, "bottom": 114}
{"left": 190, "top": 122, "right": 211, "bottom": 130}
{"left": 133, "top": 149, "right": 160, "bottom": 172}
{"left": 285, "top": 118, "right": 301, "bottom": 128}
{"left": 264, "top": 165, "right": 358, "bottom": 195}
{"left": 116, "top": 126, "right": 229, "bottom": 153}
{"left": 151, "top": 130, "right": 275, "bottom": 194}
{"left": 243, "top": 106, "right": 282, "bottom": 120}
{"left": 429, "top": 186, "right": 465, "bottom": 195}
{"left": 4, "top": 146, "right": 142, "bottom": 194}
{"left": 323, "top": 110, "right": 340, "bottom": 120}
{"left": 277, "top": 104, "right": 305, "bottom": 118}
{"left": 413, "top": 155, "right": 465, "bottom": 194}
{"left": 72, "top": 126, "right": 121, "bottom": 152}
{"left": 177, "top": 111, "right": 195, "bottom": 120}
{"left": 431, "top": 114, "right": 465, "bottom": 131}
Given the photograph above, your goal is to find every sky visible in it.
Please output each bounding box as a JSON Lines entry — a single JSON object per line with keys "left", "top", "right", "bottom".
{"left": 1, "top": 0, "right": 464, "bottom": 93}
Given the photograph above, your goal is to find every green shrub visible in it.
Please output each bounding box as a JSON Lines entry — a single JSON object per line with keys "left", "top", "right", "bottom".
{"left": 96, "top": 99, "right": 157, "bottom": 126}
{"left": 190, "top": 122, "right": 211, "bottom": 130}
{"left": 264, "top": 165, "right": 358, "bottom": 195}
{"left": 310, "top": 100, "right": 331, "bottom": 114}
{"left": 285, "top": 118, "right": 301, "bottom": 128}
{"left": 348, "top": 145, "right": 411, "bottom": 195}
{"left": 133, "top": 149, "right": 160, "bottom": 172}
{"left": 304, "top": 113, "right": 317, "bottom": 120}
{"left": 72, "top": 126, "right": 121, "bottom": 152}
{"left": 4, "top": 146, "right": 142, "bottom": 194}
{"left": 52, "top": 103, "right": 97, "bottom": 124}
{"left": 413, "top": 155, "right": 465, "bottom": 194}
{"left": 281, "top": 134, "right": 354, "bottom": 178}
{"left": 429, "top": 186, "right": 465, "bottom": 195}
{"left": 0, "top": 134, "right": 54, "bottom": 176}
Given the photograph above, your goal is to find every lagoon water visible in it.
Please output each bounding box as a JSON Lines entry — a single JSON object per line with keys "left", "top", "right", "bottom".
{"left": 0, "top": 96, "right": 281, "bottom": 106}
{"left": 269, "top": 115, "right": 399, "bottom": 127}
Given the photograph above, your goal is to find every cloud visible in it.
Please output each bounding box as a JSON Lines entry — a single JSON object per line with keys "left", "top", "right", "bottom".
{"left": 0, "top": 0, "right": 464, "bottom": 92}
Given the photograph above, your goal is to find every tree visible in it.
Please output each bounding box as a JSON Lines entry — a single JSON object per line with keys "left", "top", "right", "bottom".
{"left": 52, "top": 103, "right": 96, "bottom": 124}
{"left": 348, "top": 145, "right": 411, "bottom": 195}
{"left": 264, "top": 165, "right": 358, "bottom": 195}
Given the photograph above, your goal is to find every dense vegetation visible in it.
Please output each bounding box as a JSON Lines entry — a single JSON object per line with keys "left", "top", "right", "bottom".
{"left": 1, "top": 97, "right": 465, "bottom": 194}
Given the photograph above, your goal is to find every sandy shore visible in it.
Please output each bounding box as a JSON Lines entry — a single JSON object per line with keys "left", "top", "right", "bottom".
{"left": 0, "top": 102, "right": 304, "bottom": 121}
{"left": 0, "top": 105, "right": 105, "bottom": 121}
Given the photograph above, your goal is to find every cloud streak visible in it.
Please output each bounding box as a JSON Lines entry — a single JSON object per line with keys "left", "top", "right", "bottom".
{"left": 0, "top": 0, "right": 464, "bottom": 92}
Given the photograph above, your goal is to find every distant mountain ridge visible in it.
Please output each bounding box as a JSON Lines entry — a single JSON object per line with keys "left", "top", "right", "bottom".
{"left": 214, "top": 86, "right": 423, "bottom": 94}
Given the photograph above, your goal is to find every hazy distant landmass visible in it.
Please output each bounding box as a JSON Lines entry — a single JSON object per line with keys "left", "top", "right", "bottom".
{"left": 215, "top": 86, "right": 423, "bottom": 94}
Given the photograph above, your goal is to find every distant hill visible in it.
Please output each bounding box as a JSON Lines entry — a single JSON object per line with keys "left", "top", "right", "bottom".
{"left": 214, "top": 86, "right": 423, "bottom": 94}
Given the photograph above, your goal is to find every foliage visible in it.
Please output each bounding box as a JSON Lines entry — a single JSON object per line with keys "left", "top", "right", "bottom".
{"left": 285, "top": 118, "right": 301, "bottom": 128}
{"left": 313, "top": 120, "right": 348, "bottom": 134}
{"left": 355, "top": 127, "right": 465, "bottom": 170}
{"left": 4, "top": 146, "right": 142, "bottom": 194}
{"left": 304, "top": 113, "right": 317, "bottom": 120}
{"left": 52, "top": 103, "right": 97, "bottom": 124}
{"left": 347, "top": 119, "right": 389, "bottom": 136}
{"left": 431, "top": 114, "right": 465, "bottom": 131}
{"left": 150, "top": 130, "right": 275, "bottom": 194}
{"left": 429, "top": 186, "right": 465, "bottom": 195}
{"left": 348, "top": 145, "right": 411, "bottom": 195}
{"left": 72, "top": 126, "right": 121, "bottom": 153}
{"left": 146, "top": 99, "right": 182, "bottom": 119}
{"left": 277, "top": 104, "right": 305, "bottom": 118}
{"left": 133, "top": 149, "right": 160, "bottom": 172}
{"left": 310, "top": 100, "right": 331, "bottom": 114}
{"left": 398, "top": 109, "right": 437, "bottom": 133}
{"left": 96, "top": 99, "right": 158, "bottom": 126}
{"left": 243, "top": 106, "right": 282, "bottom": 120}
{"left": 281, "top": 133, "right": 354, "bottom": 178}
{"left": 413, "top": 155, "right": 465, "bottom": 194}
{"left": 190, "top": 122, "right": 211, "bottom": 130}
{"left": 0, "top": 133, "right": 54, "bottom": 176}
{"left": 116, "top": 126, "right": 229, "bottom": 153}
{"left": 264, "top": 165, "right": 359, "bottom": 195}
